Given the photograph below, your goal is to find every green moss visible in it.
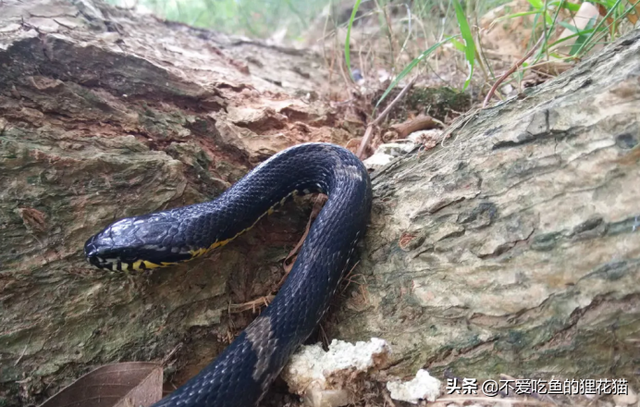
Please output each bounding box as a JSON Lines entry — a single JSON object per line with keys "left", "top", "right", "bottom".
{"left": 406, "top": 87, "right": 472, "bottom": 121}
{"left": 373, "top": 86, "right": 472, "bottom": 124}
{"left": 25, "top": 175, "right": 40, "bottom": 185}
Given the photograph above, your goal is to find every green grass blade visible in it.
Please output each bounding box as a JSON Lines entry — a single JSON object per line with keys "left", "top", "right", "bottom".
{"left": 569, "top": 16, "right": 598, "bottom": 55}
{"left": 495, "top": 10, "right": 545, "bottom": 23}
{"left": 450, "top": 38, "right": 466, "bottom": 52}
{"left": 548, "top": 28, "right": 595, "bottom": 48}
{"left": 344, "top": 0, "right": 363, "bottom": 78}
{"left": 558, "top": 21, "right": 580, "bottom": 33}
{"left": 452, "top": 0, "right": 475, "bottom": 91}
{"left": 549, "top": 0, "right": 581, "bottom": 11}
{"left": 375, "top": 36, "right": 456, "bottom": 109}
{"left": 527, "top": 0, "right": 544, "bottom": 8}
{"left": 574, "top": 0, "right": 624, "bottom": 56}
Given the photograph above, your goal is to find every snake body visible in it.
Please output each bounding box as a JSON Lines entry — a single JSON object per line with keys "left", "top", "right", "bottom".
{"left": 84, "top": 143, "right": 372, "bottom": 407}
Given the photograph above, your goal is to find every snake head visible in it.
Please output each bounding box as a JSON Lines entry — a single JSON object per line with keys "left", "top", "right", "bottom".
{"left": 84, "top": 215, "right": 192, "bottom": 272}
{"left": 84, "top": 234, "right": 136, "bottom": 272}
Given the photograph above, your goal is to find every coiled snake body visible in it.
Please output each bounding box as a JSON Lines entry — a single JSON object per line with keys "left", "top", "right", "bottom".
{"left": 84, "top": 143, "right": 372, "bottom": 407}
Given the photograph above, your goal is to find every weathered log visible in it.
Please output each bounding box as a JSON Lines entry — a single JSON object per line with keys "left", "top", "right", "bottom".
{"left": 328, "top": 34, "right": 640, "bottom": 386}
{"left": 0, "top": 1, "right": 351, "bottom": 405}
{"left": 1, "top": 0, "right": 639, "bottom": 405}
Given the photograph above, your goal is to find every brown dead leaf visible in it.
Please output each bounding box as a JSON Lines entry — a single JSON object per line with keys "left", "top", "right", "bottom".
{"left": 40, "top": 362, "right": 163, "bottom": 407}
{"left": 18, "top": 207, "right": 47, "bottom": 233}
{"left": 625, "top": 0, "right": 640, "bottom": 24}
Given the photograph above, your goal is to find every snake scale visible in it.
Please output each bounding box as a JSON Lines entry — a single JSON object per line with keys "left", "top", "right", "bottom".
{"left": 84, "top": 143, "right": 372, "bottom": 407}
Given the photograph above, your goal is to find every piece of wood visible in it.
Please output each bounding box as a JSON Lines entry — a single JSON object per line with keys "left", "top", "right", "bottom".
{"left": 331, "top": 31, "right": 640, "bottom": 386}
{"left": 390, "top": 114, "right": 439, "bottom": 139}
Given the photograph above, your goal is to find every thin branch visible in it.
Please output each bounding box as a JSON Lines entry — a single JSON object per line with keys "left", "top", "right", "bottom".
{"left": 482, "top": 33, "right": 546, "bottom": 108}
{"left": 357, "top": 77, "right": 417, "bottom": 158}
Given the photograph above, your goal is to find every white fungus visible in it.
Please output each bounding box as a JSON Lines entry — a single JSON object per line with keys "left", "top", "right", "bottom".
{"left": 386, "top": 369, "right": 442, "bottom": 404}
{"left": 282, "top": 338, "right": 391, "bottom": 407}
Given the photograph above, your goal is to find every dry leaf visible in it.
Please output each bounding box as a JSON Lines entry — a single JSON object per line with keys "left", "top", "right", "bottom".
{"left": 18, "top": 207, "right": 47, "bottom": 233}
{"left": 40, "top": 362, "right": 163, "bottom": 407}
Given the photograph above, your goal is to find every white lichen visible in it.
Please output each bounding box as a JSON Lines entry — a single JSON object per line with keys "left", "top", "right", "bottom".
{"left": 282, "top": 338, "right": 391, "bottom": 407}
{"left": 386, "top": 369, "right": 442, "bottom": 404}
{"left": 363, "top": 151, "right": 394, "bottom": 170}
{"left": 363, "top": 141, "right": 417, "bottom": 170}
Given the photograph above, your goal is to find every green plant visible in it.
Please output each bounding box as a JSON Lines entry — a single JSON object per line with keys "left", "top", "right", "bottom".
{"left": 375, "top": 36, "right": 456, "bottom": 108}
{"left": 498, "top": 0, "right": 640, "bottom": 60}
{"left": 105, "top": 0, "right": 332, "bottom": 40}
{"left": 451, "top": 0, "right": 475, "bottom": 91}
{"left": 362, "top": 0, "right": 476, "bottom": 108}
{"left": 345, "top": 0, "right": 364, "bottom": 74}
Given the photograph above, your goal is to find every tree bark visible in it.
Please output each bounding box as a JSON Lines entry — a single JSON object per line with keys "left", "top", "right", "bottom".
{"left": 328, "top": 34, "right": 640, "bottom": 386}
{"left": 0, "top": 0, "right": 639, "bottom": 405}
{"left": 0, "top": 1, "right": 353, "bottom": 404}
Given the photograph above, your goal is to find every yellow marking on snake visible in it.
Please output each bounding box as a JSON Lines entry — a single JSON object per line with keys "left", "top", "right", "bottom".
{"left": 129, "top": 190, "right": 302, "bottom": 271}
{"left": 189, "top": 190, "right": 300, "bottom": 261}
{"left": 131, "top": 259, "right": 179, "bottom": 271}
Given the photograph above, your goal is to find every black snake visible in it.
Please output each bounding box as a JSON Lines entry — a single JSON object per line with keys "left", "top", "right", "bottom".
{"left": 84, "top": 143, "right": 372, "bottom": 407}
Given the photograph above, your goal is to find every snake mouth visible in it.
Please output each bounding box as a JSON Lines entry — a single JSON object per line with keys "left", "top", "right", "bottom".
{"left": 86, "top": 253, "right": 141, "bottom": 272}
{"left": 88, "top": 255, "right": 116, "bottom": 270}
{"left": 85, "top": 250, "right": 123, "bottom": 271}
{"left": 84, "top": 238, "right": 130, "bottom": 271}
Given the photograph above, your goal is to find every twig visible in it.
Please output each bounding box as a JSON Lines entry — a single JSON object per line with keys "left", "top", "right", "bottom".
{"left": 357, "top": 77, "right": 417, "bottom": 158}
{"left": 356, "top": 126, "right": 375, "bottom": 160}
{"left": 161, "top": 343, "right": 183, "bottom": 365}
{"left": 382, "top": 389, "right": 397, "bottom": 407}
{"left": 282, "top": 194, "right": 327, "bottom": 276}
{"left": 482, "top": 34, "right": 546, "bottom": 108}
{"left": 372, "top": 77, "right": 417, "bottom": 128}
{"left": 14, "top": 333, "right": 32, "bottom": 366}
{"left": 15, "top": 345, "right": 28, "bottom": 366}
{"left": 229, "top": 295, "right": 275, "bottom": 314}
